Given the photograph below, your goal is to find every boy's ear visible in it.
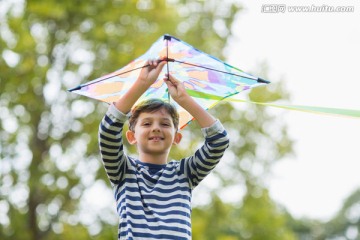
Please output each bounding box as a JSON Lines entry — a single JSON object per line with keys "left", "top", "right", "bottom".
{"left": 126, "top": 130, "right": 137, "bottom": 145}
{"left": 173, "top": 132, "right": 182, "bottom": 145}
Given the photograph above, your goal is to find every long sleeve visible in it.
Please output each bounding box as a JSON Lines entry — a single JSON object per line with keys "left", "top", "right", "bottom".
{"left": 180, "top": 119, "right": 230, "bottom": 189}
{"left": 98, "top": 104, "right": 128, "bottom": 185}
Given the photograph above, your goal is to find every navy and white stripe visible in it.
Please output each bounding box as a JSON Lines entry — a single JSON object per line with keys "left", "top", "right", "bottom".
{"left": 99, "top": 104, "right": 229, "bottom": 240}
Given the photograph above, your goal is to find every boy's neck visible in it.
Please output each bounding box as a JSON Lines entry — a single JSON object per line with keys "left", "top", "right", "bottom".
{"left": 138, "top": 152, "right": 168, "bottom": 165}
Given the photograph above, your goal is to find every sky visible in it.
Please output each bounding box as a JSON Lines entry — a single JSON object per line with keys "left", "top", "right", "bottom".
{"left": 226, "top": 0, "right": 360, "bottom": 221}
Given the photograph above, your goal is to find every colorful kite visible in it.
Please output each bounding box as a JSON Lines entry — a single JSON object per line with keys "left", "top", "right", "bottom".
{"left": 69, "top": 34, "right": 269, "bottom": 129}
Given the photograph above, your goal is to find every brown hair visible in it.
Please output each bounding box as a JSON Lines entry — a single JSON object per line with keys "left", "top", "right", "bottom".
{"left": 128, "top": 99, "right": 179, "bottom": 131}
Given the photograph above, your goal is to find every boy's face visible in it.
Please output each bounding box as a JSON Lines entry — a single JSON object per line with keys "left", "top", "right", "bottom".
{"left": 126, "top": 108, "right": 182, "bottom": 158}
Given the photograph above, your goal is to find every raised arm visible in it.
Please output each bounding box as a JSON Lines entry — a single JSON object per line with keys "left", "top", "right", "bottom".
{"left": 115, "top": 59, "right": 166, "bottom": 113}
{"left": 164, "top": 73, "right": 216, "bottom": 128}
{"left": 164, "top": 74, "right": 229, "bottom": 188}
{"left": 100, "top": 58, "right": 166, "bottom": 185}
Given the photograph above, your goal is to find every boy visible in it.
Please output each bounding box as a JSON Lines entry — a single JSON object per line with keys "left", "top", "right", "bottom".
{"left": 99, "top": 59, "right": 229, "bottom": 239}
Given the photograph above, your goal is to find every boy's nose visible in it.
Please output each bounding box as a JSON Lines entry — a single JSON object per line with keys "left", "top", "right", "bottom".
{"left": 151, "top": 124, "right": 161, "bottom": 132}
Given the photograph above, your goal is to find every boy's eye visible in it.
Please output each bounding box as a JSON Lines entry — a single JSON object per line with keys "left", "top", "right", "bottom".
{"left": 161, "top": 122, "right": 171, "bottom": 127}
{"left": 140, "top": 121, "right": 171, "bottom": 127}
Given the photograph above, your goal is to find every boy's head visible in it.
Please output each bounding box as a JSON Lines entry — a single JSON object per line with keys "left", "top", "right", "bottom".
{"left": 126, "top": 99, "right": 182, "bottom": 162}
{"left": 128, "top": 99, "right": 179, "bottom": 132}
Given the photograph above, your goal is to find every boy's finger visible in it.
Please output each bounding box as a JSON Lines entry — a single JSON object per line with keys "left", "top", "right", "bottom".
{"left": 158, "top": 60, "right": 166, "bottom": 67}
{"left": 147, "top": 58, "right": 166, "bottom": 69}
{"left": 154, "top": 61, "right": 166, "bottom": 73}
{"left": 150, "top": 59, "right": 157, "bottom": 66}
{"left": 168, "top": 74, "right": 180, "bottom": 84}
{"left": 148, "top": 58, "right": 160, "bottom": 67}
{"left": 164, "top": 73, "right": 171, "bottom": 81}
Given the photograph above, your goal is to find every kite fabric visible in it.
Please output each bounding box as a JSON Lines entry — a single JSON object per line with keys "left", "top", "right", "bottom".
{"left": 69, "top": 34, "right": 269, "bottom": 129}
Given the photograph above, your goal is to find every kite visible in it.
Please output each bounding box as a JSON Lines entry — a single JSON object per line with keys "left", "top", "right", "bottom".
{"left": 69, "top": 34, "right": 269, "bottom": 129}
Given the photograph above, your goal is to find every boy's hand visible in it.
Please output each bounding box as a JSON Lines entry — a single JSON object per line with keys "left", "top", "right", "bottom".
{"left": 164, "top": 73, "right": 190, "bottom": 104}
{"left": 138, "top": 58, "right": 167, "bottom": 86}
{"left": 114, "top": 58, "right": 166, "bottom": 114}
{"left": 164, "top": 73, "right": 216, "bottom": 128}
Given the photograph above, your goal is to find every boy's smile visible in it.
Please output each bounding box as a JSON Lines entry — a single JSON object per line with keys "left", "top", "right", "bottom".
{"left": 149, "top": 136, "right": 164, "bottom": 141}
{"left": 126, "top": 108, "right": 182, "bottom": 164}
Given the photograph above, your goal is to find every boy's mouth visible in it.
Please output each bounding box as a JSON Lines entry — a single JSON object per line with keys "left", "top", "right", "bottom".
{"left": 149, "top": 136, "right": 164, "bottom": 141}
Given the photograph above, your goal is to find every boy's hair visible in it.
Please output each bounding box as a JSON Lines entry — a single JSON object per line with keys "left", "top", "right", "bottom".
{"left": 129, "top": 99, "right": 179, "bottom": 131}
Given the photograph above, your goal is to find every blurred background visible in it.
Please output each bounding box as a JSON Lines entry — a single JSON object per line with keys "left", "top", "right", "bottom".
{"left": 1, "top": 0, "right": 359, "bottom": 239}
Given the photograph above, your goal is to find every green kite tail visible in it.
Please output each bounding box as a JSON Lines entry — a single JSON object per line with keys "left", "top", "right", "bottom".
{"left": 186, "top": 89, "right": 360, "bottom": 119}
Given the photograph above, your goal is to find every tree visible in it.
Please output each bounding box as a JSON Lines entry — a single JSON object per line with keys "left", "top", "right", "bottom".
{"left": 283, "top": 188, "right": 360, "bottom": 240}
{"left": 0, "top": 0, "right": 241, "bottom": 239}
{"left": 237, "top": 187, "right": 297, "bottom": 240}
{"left": 192, "top": 189, "right": 297, "bottom": 240}
{"left": 323, "top": 188, "right": 360, "bottom": 240}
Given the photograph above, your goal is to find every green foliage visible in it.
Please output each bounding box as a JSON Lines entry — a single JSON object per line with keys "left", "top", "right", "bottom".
{"left": 238, "top": 188, "right": 297, "bottom": 240}
{"left": 282, "top": 188, "right": 360, "bottom": 240}
{"left": 192, "top": 190, "right": 297, "bottom": 240}
{"left": 322, "top": 189, "right": 360, "bottom": 239}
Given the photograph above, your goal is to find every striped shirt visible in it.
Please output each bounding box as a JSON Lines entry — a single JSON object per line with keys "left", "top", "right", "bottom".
{"left": 99, "top": 104, "right": 229, "bottom": 239}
